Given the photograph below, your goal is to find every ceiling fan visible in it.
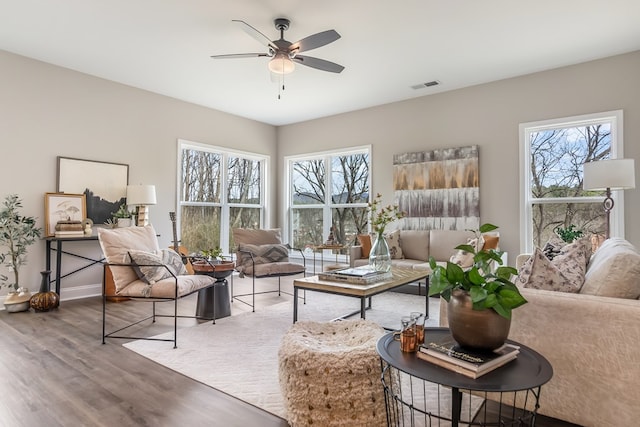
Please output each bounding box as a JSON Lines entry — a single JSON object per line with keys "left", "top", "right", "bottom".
{"left": 211, "top": 18, "right": 344, "bottom": 75}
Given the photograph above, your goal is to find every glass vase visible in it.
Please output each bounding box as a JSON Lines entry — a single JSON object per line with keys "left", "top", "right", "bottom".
{"left": 369, "top": 231, "right": 391, "bottom": 272}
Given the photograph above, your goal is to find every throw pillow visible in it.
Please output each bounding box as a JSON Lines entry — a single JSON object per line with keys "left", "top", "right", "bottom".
{"left": 383, "top": 229, "right": 403, "bottom": 259}
{"left": 126, "top": 249, "right": 188, "bottom": 287}
{"left": 516, "top": 237, "right": 591, "bottom": 293}
{"left": 541, "top": 235, "right": 567, "bottom": 261}
{"left": 581, "top": 237, "right": 640, "bottom": 299}
{"left": 160, "top": 249, "right": 189, "bottom": 276}
{"left": 449, "top": 237, "right": 482, "bottom": 269}
{"left": 357, "top": 234, "right": 372, "bottom": 258}
{"left": 97, "top": 225, "right": 161, "bottom": 292}
{"left": 237, "top": 243, "right": 290, "bottom": 273}
{"left": 481, "top": 234, "right": 499, "bottom": 251}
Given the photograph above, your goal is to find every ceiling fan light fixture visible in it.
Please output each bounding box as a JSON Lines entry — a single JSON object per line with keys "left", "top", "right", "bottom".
{"left": 268, "top": 52, "right": 295, "bottom": 74}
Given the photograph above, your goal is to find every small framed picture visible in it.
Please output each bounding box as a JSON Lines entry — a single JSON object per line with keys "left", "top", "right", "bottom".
{"left": 44, "top": 192, "right": 87, "bottom": 236}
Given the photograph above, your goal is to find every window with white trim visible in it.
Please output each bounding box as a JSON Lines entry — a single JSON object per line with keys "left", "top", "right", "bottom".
{"left": 519, "top": 110, "right": 624, "bottom": 253}
{"left": 285, "top": 147, "right": 370, "bottom": 253}
{"left": 178, "top": 139, "right": 267, "bottom": 254}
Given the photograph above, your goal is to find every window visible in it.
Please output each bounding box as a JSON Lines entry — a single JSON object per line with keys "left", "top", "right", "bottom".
{"left": 519, "top": 111, "right": 624, "bottom": 253}
{"left": 178, "top": 140, "right": 267, "bottom": 254}
{"left": 286, "top": 147, "right": 370, "bottom": 252}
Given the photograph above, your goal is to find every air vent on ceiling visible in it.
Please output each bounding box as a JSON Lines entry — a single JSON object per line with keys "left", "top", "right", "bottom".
{"left": 410, "top": 80, "right": 440, "bottom": 90}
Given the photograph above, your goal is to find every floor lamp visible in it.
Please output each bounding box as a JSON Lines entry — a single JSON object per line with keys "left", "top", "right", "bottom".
{"left": 126, "top": 185, "right": 157, "bottom": 226}
{"left": 583, "top": 159, "right": 635, "bottom": 239}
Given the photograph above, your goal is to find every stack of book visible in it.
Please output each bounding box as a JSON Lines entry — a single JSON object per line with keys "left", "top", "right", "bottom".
{"left": 54, "top": 220, "right": 85, "bottom": 238}
{"left": 318, "top": 266, "right": 392, "bottom": 285}
{"left": 417, "top": 337, "right": 519, "bottom": 379}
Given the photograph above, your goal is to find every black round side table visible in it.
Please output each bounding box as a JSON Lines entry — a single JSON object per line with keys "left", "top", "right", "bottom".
{"left": 190, "top": 258, "right": 234, "bottom": 320}
{"left": 377, "top": 327, "right": 553, "bottom": 427}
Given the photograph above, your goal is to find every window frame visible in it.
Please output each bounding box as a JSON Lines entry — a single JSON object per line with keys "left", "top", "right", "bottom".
{"left": 519, "top": 110, "right": 625, "bottom": 253}
{"left": 177, "top": 139, "right": 268, "bottom": 255}
{"left": 283, "top": 145, "right": 371, "bottom": 252}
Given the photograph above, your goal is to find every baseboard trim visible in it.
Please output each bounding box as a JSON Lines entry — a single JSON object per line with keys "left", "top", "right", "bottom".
{"left": 1, "top": 283, "right": 102, "bottom": 310}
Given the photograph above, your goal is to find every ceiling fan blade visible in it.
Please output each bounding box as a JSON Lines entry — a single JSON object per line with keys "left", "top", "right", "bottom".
{"left": 292, "top": 55, "right": 344, "bottom": 73}
{"left": 232, "top": 19, "right": 278, "bottom": 51}
{"left": 290, "top": 29, "right": 341, "bottom": 53}
{"left": 211, "top": 53, "right": 270, "bottom": 59}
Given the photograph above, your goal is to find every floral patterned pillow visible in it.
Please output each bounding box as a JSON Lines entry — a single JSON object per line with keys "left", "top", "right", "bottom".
{"left": 517, "top": 237, "right": 592, "bottom": 293}
{"left": 370, "top": 229, "right": 404, "bottom": 259}
{"left": 385, "top": 230, "right": 404, "bottom": 259}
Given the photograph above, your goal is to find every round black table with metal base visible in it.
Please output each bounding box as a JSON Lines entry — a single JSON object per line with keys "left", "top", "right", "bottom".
{"left": 377, "top": 328, "right": 553, "bottom": 427}
{"left": 195, "top": 280, "right": 231, "bottom": 320}
{"left": 191, "top": 258, "right": 234, "bottom": 321}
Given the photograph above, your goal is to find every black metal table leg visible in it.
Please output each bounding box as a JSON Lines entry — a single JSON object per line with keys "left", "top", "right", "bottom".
{"left": 55, "top": 240, "right": 63, "bottom": 296}
{"left": 293, "top": 286, "right": 299, "bottom": 323}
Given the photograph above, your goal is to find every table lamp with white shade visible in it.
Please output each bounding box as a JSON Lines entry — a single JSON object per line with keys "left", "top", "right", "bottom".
{"left": 583, "top": 159, "right": 635, "bottom": 239}
{"left": 126, "top": 184, "right": 157, "bottom": 226}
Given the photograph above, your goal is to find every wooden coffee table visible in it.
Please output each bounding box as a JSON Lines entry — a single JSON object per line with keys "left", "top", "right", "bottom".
{"left": 292, "top": 267, "right": 429, "bottom": 323}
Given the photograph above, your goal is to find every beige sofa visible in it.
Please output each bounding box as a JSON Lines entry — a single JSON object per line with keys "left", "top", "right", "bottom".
{"left": 440, "top": 237, "right": 640, "bottom": 426}
{"left": 349, "top": 229, "right": 475, "bottom": 271}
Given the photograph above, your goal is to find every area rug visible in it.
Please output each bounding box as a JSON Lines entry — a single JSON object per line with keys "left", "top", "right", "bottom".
{"left": 123, "top": 290, "right": 480, "bottom": 424}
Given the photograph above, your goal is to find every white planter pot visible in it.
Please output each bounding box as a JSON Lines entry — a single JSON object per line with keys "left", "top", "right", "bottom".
{"left": 117, "top": 218, "right": 132, "bottom": 228}
{"left": 3, "top": 290, "right": 32, "bottom": 313}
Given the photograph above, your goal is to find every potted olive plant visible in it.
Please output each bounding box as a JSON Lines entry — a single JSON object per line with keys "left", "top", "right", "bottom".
{"left": 428, "top": 223, "right": 527, "bottom": 350}
{"left": 1, "top": 194, "right": 43, "bottom": 312}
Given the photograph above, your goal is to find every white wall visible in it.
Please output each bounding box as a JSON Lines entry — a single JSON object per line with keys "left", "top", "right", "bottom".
{"left": 277, "top": 51, "right": 640, "bottom": 258}
{"left": 0, "top": 50, "right": 277, "bottom": 300}
{"left": 2, "top": 48, "right": 639, "bottom": 302}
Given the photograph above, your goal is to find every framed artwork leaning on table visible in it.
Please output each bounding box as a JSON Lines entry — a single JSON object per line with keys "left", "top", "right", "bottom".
{"left": 44, "top": 192, "right": 86, "bottom": 237}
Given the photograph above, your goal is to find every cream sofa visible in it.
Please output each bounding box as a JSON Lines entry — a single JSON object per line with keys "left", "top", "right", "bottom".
{"left": 349, "top": 229, "right": 475, "bottom": 271}
{"left": 440, "top": 237, "right": 640, "bottom": 426}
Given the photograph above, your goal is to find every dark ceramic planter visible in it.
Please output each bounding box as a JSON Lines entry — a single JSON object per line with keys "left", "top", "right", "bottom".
{"left": 447, "top": 289, "right": 511, "bottom": 351}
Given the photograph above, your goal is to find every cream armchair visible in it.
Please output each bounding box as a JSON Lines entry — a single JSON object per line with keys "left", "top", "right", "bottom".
{"left": 98, "top": 225, "right": 218, "bottom": 348}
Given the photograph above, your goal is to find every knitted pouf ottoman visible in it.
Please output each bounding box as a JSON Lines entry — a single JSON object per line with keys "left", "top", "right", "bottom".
{"left": 278, "top": 319, "right": 387, "bottom": 427}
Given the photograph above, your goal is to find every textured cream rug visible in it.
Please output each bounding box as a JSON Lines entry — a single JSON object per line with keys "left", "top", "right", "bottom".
{"left": 123, "top": 285, "right": 441, "bottom": 419}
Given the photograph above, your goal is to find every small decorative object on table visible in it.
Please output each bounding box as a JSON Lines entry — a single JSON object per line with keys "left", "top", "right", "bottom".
{"left": 428, "top": 223, "right": 527, "bottom": 350}
{"left": 54, "top": 220, "right": 85, "bottom": 238}
{"left": 29, "top": 270, "right": 59, "bottom": 312}
{"left": 317, "top": 265, "right": 392, "bottom": 285}
{"left": 367, "top": 193, "right": 404, "bottom": 272}
{"left": 417, "top": 336, "right": 520, "bottom": 378}
{"left": 111, "top": 204, "right": 133, "bottom": 228}
{"left": 393, "top": 315, "right": 418, "bottom": 352}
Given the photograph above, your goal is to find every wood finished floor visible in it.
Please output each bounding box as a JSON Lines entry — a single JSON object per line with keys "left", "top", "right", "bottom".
{"left": 0, "top": 291, "right": 580, "bottom": 427}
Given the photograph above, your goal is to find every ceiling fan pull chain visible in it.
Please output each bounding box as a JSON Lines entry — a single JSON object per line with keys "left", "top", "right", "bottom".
{"left": 277, "top": 76, "right": 282, "bottom": 100}
{"left": 277, "top": 73, "right": 286, "bottom": 100}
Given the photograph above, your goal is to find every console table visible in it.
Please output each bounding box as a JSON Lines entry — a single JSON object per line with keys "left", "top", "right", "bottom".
{"left": 44, "top": 233, "right": 104, "bottom": 297}
{"left": 377, "top": 328, "right": 553, "bottom": 426}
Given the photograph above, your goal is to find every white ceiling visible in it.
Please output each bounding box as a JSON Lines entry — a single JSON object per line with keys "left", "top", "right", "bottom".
{"left": 2, "top": 1, "right": 640, "bottom": 126}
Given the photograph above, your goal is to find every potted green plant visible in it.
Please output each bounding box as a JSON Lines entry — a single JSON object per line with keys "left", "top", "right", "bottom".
{"left": 0, "top": 194, "right": 43, "bottom": 312}
{"left": 428, "top": 223, "right": 527, "bottom": 350}
{"left": 554, "top": 224, "right": 584, "bottom": 243}
{"left": 201, "top": 247, "right": 224, "bottom": 261}
{"left": 111, "top": 204, "right": 133, "bottom": 228}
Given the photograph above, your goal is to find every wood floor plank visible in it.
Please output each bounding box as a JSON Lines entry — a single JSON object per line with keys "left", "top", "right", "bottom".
{"left": 1, "top": 297, "right": 286, "bottom": 427}
{"left": 1, "top": 291, "right": 578, "bottom": 427}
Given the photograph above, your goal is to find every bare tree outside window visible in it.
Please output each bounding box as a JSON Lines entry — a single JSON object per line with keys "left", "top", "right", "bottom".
{"left": 289, "top": 150, "right": 370, "bottom": 252}
{"left": 528, "top": 123, "right": 612, "bottom": 248}
{"left": 179, "top": 144, "right": 265, "bottom": 254}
